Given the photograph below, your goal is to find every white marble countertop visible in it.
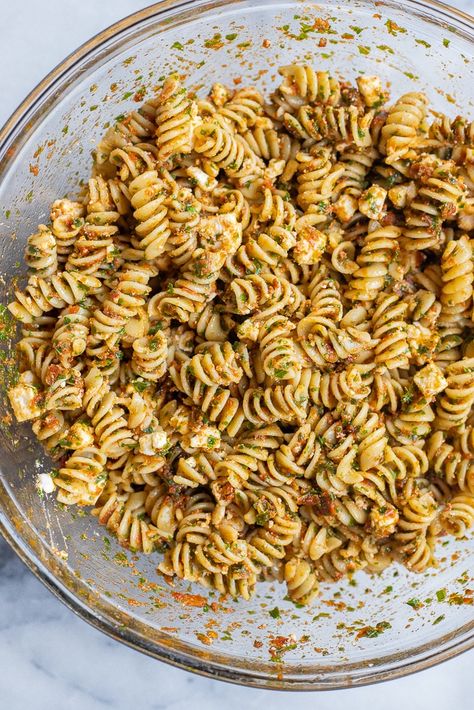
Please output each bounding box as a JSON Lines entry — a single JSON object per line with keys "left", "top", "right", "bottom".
{"left": 1, "top": 1, "right": 474, "bottom": 708}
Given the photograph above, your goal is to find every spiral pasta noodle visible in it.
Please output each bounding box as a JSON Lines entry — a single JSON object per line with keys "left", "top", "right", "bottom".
{"left": 7, "top": 65, "right": 474, "bottom": 607}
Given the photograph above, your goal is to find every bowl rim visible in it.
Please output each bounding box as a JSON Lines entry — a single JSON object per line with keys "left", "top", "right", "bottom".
{"left": 1, "top": 0, "right": 474, "bottom": 691}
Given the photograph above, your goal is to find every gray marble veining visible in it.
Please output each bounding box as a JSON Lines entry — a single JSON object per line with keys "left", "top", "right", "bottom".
{"left": 1, "top": 1, "right": 474, "bottom": 708}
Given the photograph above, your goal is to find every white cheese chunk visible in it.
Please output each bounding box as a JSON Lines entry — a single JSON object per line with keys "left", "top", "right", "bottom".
{"left": 293, "top": 226, "right": 327, "bottom": 265}
{"left": 414, "top": 362, "right": 448, "bottom": 398}
{"left": 189, "top": 425, "right": 221, "bottom": 450}
{"left": 139, "top": 429, "right": 169, "bottom": 456}
{"left": 358, "top": 185, "right": 387, "bottom": 220}
{"left": 37, "top": 473, "right": 55, "bottom": 494}
{"left": 68, "top": 421, "right": 94, "bottom": 449}
{"left": 8, "top": 382, "right": 42, "bottom": 422}
{"left": 236, "top": 319, "right": 260, "bottom": 342}
{"left": 333, "top": 194, "right": 358, "bottom": 223}
{"left": 356, "top": 75, "right": 385, "bottom": 108}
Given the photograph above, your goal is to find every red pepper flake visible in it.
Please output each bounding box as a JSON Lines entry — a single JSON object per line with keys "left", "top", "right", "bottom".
{"left": 324, "top": 599, "right": 347, "bottom": 611}
{"left": 269, "top": 635, "right": 298, "bottom": 661}
{"left": 29, "top": 164, "right": 39, "bottom": 176}
{"left": 298, "top": 490, "right": 335, "bottom": 516}
{"left": 233, "top": 77, "right": 242, "bottom": 85}
{"left": 127, "top": 598, "right": 145, "bottom": 607}
{"left": 254, "top": 640, "right": 263, "bottom": 648}
{"left": 134, "top": 87, "right": 146, "bottom": 102}
{"left": 196, "top": 632, "right": 213, "bottom": 645}
{"left": 262, "top": 39, "right": 271, "bottom": 48}
{"left": 172, "top": 592, "right": 208, "bottom": 607}
{"left": 313, "top": 18, "right": 331, "bottom": 32}
{"left": 318, "top": 37, "right": 327, "bottom": 47}
{"left": 161, "top": 626, "right": 177, "bottom": 632}
{"left": 448, "top": 591, "right": 474, "bottom": 605}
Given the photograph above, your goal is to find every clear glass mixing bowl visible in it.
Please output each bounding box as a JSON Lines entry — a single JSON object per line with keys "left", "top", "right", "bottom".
{"left": 1, "top": 0, "right": 474, "bottom": 691}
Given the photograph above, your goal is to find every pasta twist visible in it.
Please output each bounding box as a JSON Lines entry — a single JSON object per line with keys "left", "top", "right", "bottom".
{"left": 394, "top": 492, "right": 438, "bottom": 571}
{"left": 155, "top": 215, "right": 242, "bottom": 322}
{"left": 52, "top": 304, "right": 91, "bottom": 368}
{"left": 332, "top": 147, "right": 379, "bottom": 222}
{"left": 224, "top": 228, "right": 296, "bottom": 278}
{"left": 213, "top": 424, "right": 283, "bottom": 489}
{"left": 273, "top": 65, "right": 341, "bottom": 111}
{"left": 371, "top": 293, "right": 409, "bottom": 369}
{"left": 8, "top": 271, "right": 101, "bottom": 324}
{"left": 259, "top": 315, "right": 301, "bottom": 381}
{"left": 108, "top": 142, "right": 158, "bottom": 183}
{"left": 128, "top": 171, "right": 171, "bottom": 260}
{"left": 131, "top": 332, "right": 168, "bottom": 381}
{"left": 93, "top": 489, "right": 162, "bottom": 553}
{"left": 90, "top": 261, "right": 156, "bottom": 344}
{"left": 242, "top": 378, "right": 310, "bottom": 425}
{"left": 155, "top": 74, "right": 198, "bottom": 162}
{"left": 83, "top": 367, "right": 136, "bottom": 457}
{"left": 345, "top": 226, "right": 401, "bottom": 302}
{"left": 284, "top": 557, "right": 319, "bottom": 605}
{"left": 194, "top": 120, "right": 264, "bottom": 179}
{"left": 284, "top": 105, "right": 374, "bottom": 148}
{"left": 429, "top": 113, "right": 474, "bottom": 145}
{"left": 188, "top": 341, "right": 242, "bottom": 387}
{"left": 226, "top": 273, "right": 305, "bottom": 319}
{"left": 55, "top": 447, "right": 107, "bottom": 506}
{"left": 436, "top": 358, "right": 474, "bottom": 430}
{"left": 169, "top": 360, "right": 245, "bottom": 437}
{"left": 295, "top": 147, "right": 342, "bottom": 211}
{"left": 94, "top": 98, "right": 158, "bottom": 165}
{"left": 440, "top": 493, "right": 474, "bottom": 538}
{"left": 164, "top": 187, "right": 201, "bottom": 267}
{"left": 380, "top": 92, "right": 428, "bottom": 163}
{"left": 50, "top": 199, "right": 85, "bottom": 263}
{"left": 296, "top": 314, "right": 377, "bottom": 368}
{"left": 217, "top": 87, "right": 264, "bottom": 132}
{"left": 440, "top": 235, "right": 473, "bottom": 320}
{"left": 25, "top": 225, "right": 58, "bottom": 277}
{"left": 427, "top": 431, "right": 474, "bottom": 492}
{"left": 241, "top": 123, "right": 296, "bottom": 162}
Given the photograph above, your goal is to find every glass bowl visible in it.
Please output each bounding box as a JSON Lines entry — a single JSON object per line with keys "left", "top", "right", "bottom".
{"left": 1, "top": 0, "right": 474, "bottom": 691}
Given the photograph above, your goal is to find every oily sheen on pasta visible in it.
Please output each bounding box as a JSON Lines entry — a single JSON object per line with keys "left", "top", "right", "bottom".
{"left": 7, "top": 66, "right": 474, "bottom": 606}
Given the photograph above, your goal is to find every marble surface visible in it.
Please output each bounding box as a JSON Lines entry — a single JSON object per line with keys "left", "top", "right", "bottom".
{"left": 2, "top": 1, "right": 474, "bottom": 708}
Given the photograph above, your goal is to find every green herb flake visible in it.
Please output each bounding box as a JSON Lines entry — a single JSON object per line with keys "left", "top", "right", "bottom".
{"left": 313, "top": 612, "right": 331, "bottom": 621}
{"left": 406, "top": 598, "right": 423, "bottom": 610}
{"left": 443, "top": 38, "right": 450, "bottom": 47}
{"left": 415, "top": 38, "right": 431, "bottom": 48}
{"left": 436, "top": 589, "right": 447, "bottom": 602}
{"left": 358, "top": 45, "right": 370, "bottom": 55}
{"left": 172, "top": 41, "right": 184, "bottom": 51}
{"left": 132, "top": 379, "right": 149, "bottom": 393}
{"left": 226, "top": 33, "right": 237, "bottom": 41}
{"left": 433, "top": 614, "right": 445, "bottom": 625}
{"left": 376, "top": 44, "right": 395, "bottom": 54}
{"left": 269, "top": 607, "right": 281, "bottom": 619}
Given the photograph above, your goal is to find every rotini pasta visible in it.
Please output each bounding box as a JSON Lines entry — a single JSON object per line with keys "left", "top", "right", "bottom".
{"left": 7, "top": 66, "right": 474, "bottom": 608}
